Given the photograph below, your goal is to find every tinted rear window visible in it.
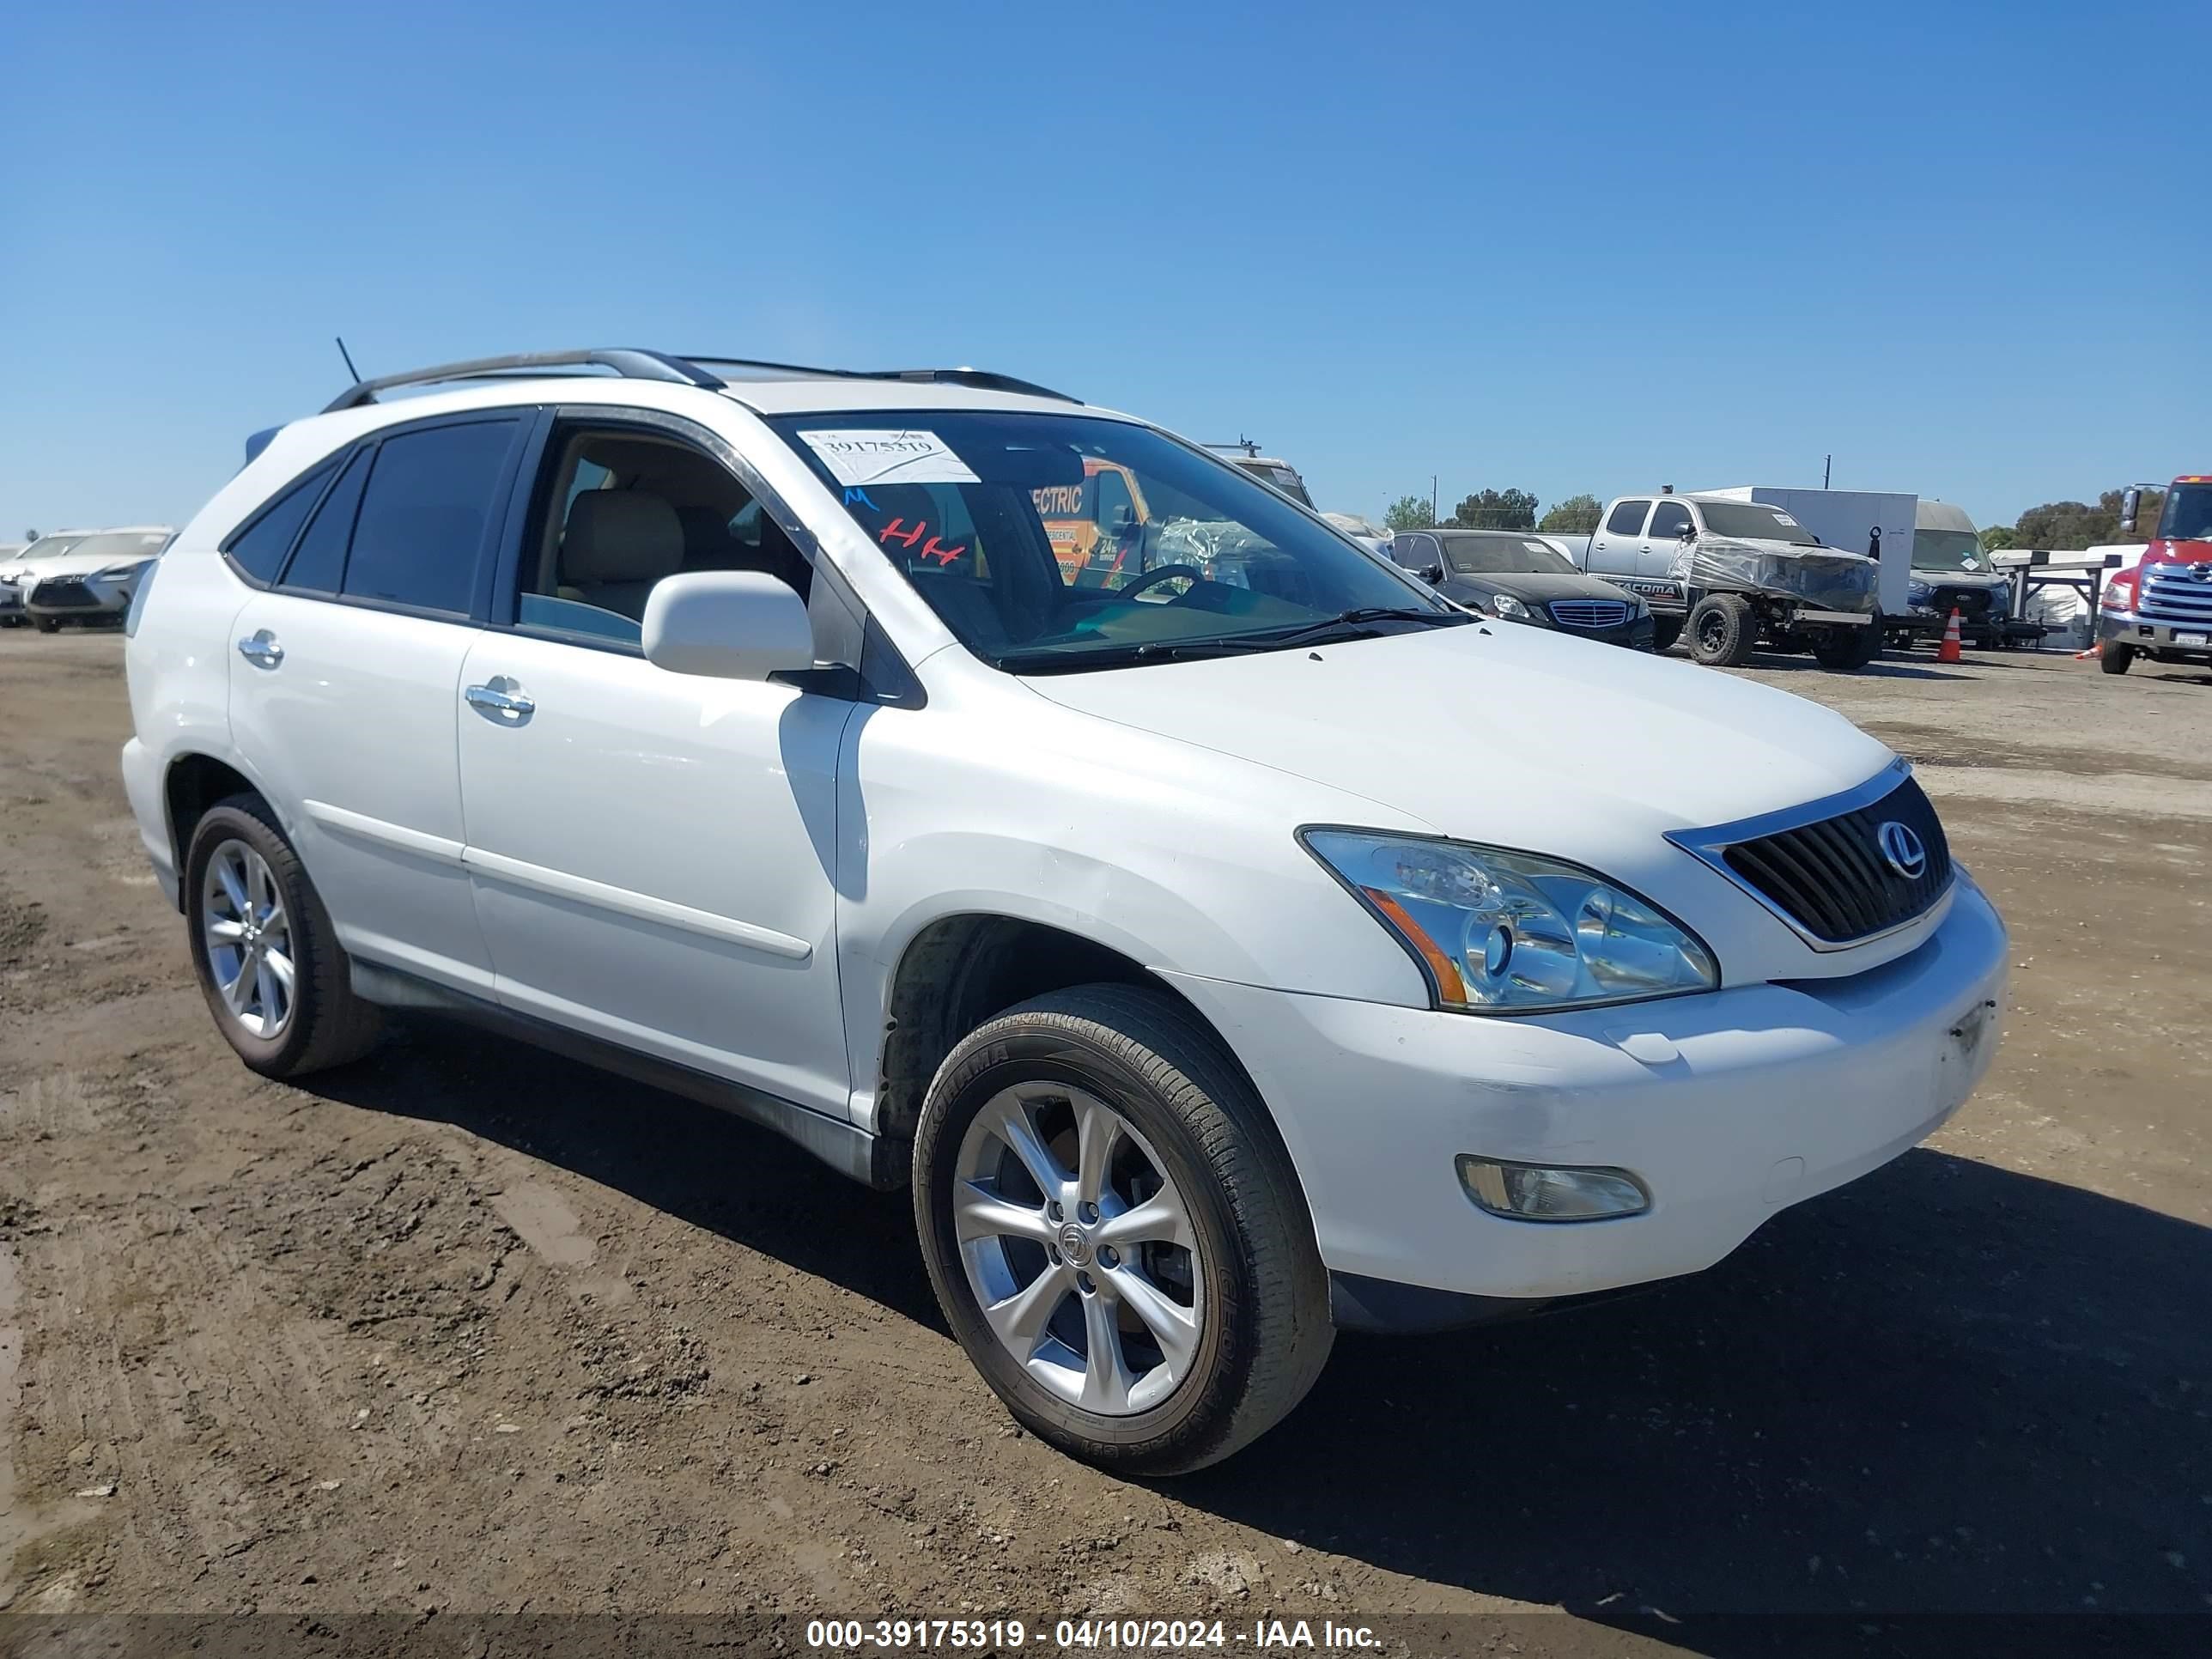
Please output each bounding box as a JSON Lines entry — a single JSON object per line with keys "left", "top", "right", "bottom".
{"left": 226, "top": 460, "right": 336, "bottom": 584}
{"left": 1605, "top": 499, "right": 1651, "bottom": 536}
{"left": 343, "top": 420, "right": 518, "bottom": 613}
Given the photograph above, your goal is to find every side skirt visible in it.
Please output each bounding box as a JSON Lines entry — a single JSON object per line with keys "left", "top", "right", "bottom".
{"left": 349, "top": 957, "right": 901, "bottom": 1190}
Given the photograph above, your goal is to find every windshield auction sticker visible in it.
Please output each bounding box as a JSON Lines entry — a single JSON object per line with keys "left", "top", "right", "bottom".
{"left": 799, "top": 428, "right": 981, "bottom": 488}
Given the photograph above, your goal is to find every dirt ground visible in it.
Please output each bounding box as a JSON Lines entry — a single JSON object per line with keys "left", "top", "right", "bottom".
{"left": 2, "top": 630, "right": 2208, "bottom": 1654}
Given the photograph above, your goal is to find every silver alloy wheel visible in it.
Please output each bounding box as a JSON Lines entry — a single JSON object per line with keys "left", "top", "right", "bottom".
{"left": 952, "top": 1080, "right": 1204, "bottom": 1416}
{"left": 200, "top": 838, "right": 295, "bottom": 1040}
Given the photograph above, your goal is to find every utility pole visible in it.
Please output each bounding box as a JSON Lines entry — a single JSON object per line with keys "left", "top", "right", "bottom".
{"left": 1430, "top": 475, "right": 1438, "bottom": 526}
{"left": 1823, "top": 453, "right": 1832, "bottom": 489}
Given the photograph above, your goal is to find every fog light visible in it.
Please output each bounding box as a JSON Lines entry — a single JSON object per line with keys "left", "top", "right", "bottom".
{"left": 1456, "top": 1156, "right": 1650, "bottom": 1222}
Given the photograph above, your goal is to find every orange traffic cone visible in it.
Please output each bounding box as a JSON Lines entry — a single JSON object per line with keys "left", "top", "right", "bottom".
{"left": 2075, "top": 640, "right": 2101, "bottom": 660}
{"left": 1936, "top": 607, "right": 1963, "bottom": 664}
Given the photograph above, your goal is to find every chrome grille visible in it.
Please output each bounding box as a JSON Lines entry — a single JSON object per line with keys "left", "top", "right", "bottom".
{"left": 2140, "top": 562, "right": 2212, "bottom": 626}
{"left": 1668, "top": 767, "right": 1954, "bottom": 950}
{"left": 1549, "top": 599, "right": 1631, "bottom": 629}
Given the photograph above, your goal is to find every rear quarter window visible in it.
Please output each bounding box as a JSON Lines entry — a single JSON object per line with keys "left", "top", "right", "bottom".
{"left": 222, "top": 459, "right": 337, "bottom": 584}
{"left": 342, "top": 419, "right": 520, "bottom": 613}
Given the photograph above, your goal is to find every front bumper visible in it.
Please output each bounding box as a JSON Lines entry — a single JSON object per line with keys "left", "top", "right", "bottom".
{"left": 1522, "top": 612, "right": 1658, "bottom": 651}
{"left": 2100, "top": 611, "right": 2212, "bottom": 657}
{"left": 1162, "top": 878, "right": 2008, "bottom": 1313}
{"left": 27, "top": 573, "right": 134, "bottom": 622}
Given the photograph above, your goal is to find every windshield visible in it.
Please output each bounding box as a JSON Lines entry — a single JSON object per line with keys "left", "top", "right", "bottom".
{"left": 2160, "top": 484, "right": 2212, "bottom": 543}
{"left": 1694, "top": 501, "right": 1820, "bottom": 545}
{"left": 13, "top": 535, "right": 87, "bottom": 565}
{"left": 64, "top": 532, "right": 171, "bottom": 567}
{"left": 1912, "top": 529, "right": 1987, "bottom": 570}
{"left": 771, "top": 412, "right": 1455, "bottom": 671}
{"left": 1443, "top": 535, "right": 1577, "bottom": 576}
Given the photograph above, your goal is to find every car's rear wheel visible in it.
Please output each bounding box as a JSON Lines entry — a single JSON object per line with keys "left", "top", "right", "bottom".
{"left": 914, "top": 985, "right": 1332, "bottom": 1474}
{"left": 185, "top": 794, "right": 381, "bottom": 1078}
{"left": 1687, "top": 593, "right": 1755, "bottom": 665}
{"left": 1812, "top": 615, "right": 1884, "bottom": 671}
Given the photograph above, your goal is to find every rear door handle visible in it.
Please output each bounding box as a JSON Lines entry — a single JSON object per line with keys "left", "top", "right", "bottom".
{"left": 465, "top": 678, "right": 535, "bottom": 720}
{"left": 236, "top": 629, "right": 284, "bottom": 667}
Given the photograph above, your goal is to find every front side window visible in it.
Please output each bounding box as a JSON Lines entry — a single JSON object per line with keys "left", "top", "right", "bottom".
{"left": 2160, "top": 483, "right": 2212, "bottom": 543}
{"left": 1605, "top": 499, "right": 1651, "bottom": 536}
{"left": 343, "top": 419, "right": 519, "bottom": 613}
{"left": 1646, "top": 501, "right": 1692, "bottom": 542}
{"left": 770, "top": 412, "right": 1451, "bottom": 672}
{"left": 512, "top": 424, "right": 812, "bottom": 648}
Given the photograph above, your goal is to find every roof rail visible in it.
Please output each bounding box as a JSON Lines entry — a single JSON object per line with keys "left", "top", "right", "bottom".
{"left": 321, "top": 349, "right": 726, "bottom": 414}
{"left": 683, "top": 356, "right": 1081, "bottom": 404}
{"left": 865, "top": 368, "right": 1081, "bottom": 404}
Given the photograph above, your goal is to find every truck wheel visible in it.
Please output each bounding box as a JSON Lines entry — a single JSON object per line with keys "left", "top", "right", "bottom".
{"left": 1687, "top": 594, "right": 1755, "bottom": 666}
{"left": 184, "top": 793, "right": 383, "bottom": 1078}
{"left": 1651, "top": 617, "right": 1684, "bottom": 654}
{"left": 1812, "top": 616, "right": 1883, "bottom": 671}
{"left": 914, "top": 984, "right": 1333, "bottom": 1475}
{"left": 2100, "top": 643, "right": 2134, "bottom": 676}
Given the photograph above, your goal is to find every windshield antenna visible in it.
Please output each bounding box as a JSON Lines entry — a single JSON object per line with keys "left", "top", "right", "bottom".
{"left": 335, "top": 335, "right": 362, "bottom": 383}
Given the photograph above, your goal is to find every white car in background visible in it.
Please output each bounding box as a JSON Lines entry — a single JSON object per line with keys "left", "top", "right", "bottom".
{"left": 21, "top": 526, "right": 174, "bottom": 632}
{"left": 123, "top": 348, "right": 2008, "bottom": 1473}
{"left": 1, "top": 530, "right": 94, "bottom": 627}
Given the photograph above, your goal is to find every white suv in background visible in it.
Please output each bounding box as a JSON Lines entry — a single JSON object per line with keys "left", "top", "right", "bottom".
{"left": 123, "top": 349, "right": 2008, "bottom": 1472}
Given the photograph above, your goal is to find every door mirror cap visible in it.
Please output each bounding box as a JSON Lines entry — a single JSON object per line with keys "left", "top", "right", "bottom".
{"left": 1678, "top": 522, "right": 1698, "bottom": 541}
{"left": 642, "top": 570, "right": 814, "bottom": 681}
{"left": 1419, "top": 564, "right": 1443, "bottom": 585}
{"left": 2120, "top": 487, "right": 2141, "bottom": 534}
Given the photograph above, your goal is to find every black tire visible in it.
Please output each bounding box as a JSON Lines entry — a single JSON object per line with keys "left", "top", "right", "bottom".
{"left": 34, "top": 617, "right": 61, "bottom": 634}
{"left": 2100, "top": 642, "right": 2134, "bottom": 675}
{"left": 1686, "top": 593, "right": 1756, "bottom": 665}
{"left": 184, "top": 793, "right": 382, "bottom": 1077}
{"left": 1651, "top": 616, "right": 1684, "bottom": 654}
{"left": 1812, "top": 614, "right": 1884, "bottom": 671}
{"left": 914, "top": 984, "right": 1333, "bottom": 1475}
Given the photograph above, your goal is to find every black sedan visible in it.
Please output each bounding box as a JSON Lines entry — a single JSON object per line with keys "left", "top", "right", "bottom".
{"left": 1389, "top": 529, "right": 1656, "bottom": 648}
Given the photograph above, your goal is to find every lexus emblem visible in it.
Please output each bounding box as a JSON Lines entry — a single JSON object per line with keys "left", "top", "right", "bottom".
{"left": 1877, "top": 821, "right": 1928, "bottom": 880}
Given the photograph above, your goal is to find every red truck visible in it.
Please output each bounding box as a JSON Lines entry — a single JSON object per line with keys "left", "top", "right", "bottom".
{"left": 2097, "top": 475, "right": 2212, "bottom": 675}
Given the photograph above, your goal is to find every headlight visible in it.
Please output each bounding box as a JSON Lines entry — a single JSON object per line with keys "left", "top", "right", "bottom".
{"left": 1490, "top": 593, "right": 1531, "bottom": 620}
{"left": 1302, "top": 830, "right": 1720, "bottom": 1013}
{"left": 1905, "top": 580, "right": 1933, "bottom": 608}
{"left": 96, "top": 560, "right": 152, "bottom": 582}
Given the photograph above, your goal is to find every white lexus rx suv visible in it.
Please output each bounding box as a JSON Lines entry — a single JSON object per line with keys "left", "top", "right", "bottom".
{"left": 122, "top": 349, "right": 2008, "bottom": 1472}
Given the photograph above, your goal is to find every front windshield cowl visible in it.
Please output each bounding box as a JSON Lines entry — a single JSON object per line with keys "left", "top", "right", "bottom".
{"left": 770, "top": 410, "right": 1452, "bottom": 674}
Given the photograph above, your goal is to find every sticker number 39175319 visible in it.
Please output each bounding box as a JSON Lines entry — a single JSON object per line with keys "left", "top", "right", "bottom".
{"left": 798, "top": 429, "right": 981, "bottom": 489}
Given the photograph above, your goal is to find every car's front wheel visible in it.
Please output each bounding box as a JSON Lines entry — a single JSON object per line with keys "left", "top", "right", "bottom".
{"left": 2100, "top": 642, "right": 2135, "bottom": 675}
{"left": 184, "top": 794, "right": 382, "bottom": 1078}
{"left": 914, "top": 985, "right": 1333, "bottom": 1474}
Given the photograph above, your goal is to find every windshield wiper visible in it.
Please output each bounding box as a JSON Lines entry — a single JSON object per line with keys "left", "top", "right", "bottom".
{"left": 993, "top": 638, "right": 1262, "bottom": 674}
{"left": 1227, "top": 606, "right": 1468, "bottom": 650}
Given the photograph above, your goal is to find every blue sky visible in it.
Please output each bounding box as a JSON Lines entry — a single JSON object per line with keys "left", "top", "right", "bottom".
{"left": 3, "top": 0, "right": 2205, "bottom": 539}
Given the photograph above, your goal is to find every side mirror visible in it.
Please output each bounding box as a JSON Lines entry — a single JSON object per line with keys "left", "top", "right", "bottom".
{"left": 1678, "top": 522, "right": 1697, "bottom": 541}
{"left": 2120, "top": 487, "right": 2141, "bottom": 534}
{"left": 642, "top": 570, "right": 814, "bottom": 681}
{"left": 1419, "top": 564, "right": 1443, "bottom": 585}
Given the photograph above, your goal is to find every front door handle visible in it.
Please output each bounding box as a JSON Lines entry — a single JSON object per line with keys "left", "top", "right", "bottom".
{"left": 465, "top": 678, "right": 535, "bottom": 721}
{"left": 236, "top": 629, "right": 284, "bottom": 667}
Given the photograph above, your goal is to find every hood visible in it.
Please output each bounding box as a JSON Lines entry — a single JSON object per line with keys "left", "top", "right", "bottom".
{"left": 1441, "top": 570, "right": 1632, "bottom": 605}
{"left": 1911, "top": 566, "right": 2007, "bottom": 589}
{"left": 19, "top": 544, "right": 166, "bottom": 581}
{"left": 2146, "top": 538, "right": 2212, "bottom": 566}
{"left": 1024, "top": 621, "right": 1893, "bottom": 854}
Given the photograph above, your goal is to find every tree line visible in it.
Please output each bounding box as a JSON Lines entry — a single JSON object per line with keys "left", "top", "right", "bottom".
{"left": 1382, "top": 485, "right": 2172, "bottom": 550}
{"left": 1383, "top": 490, "right": 1602, "bottom": 533}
